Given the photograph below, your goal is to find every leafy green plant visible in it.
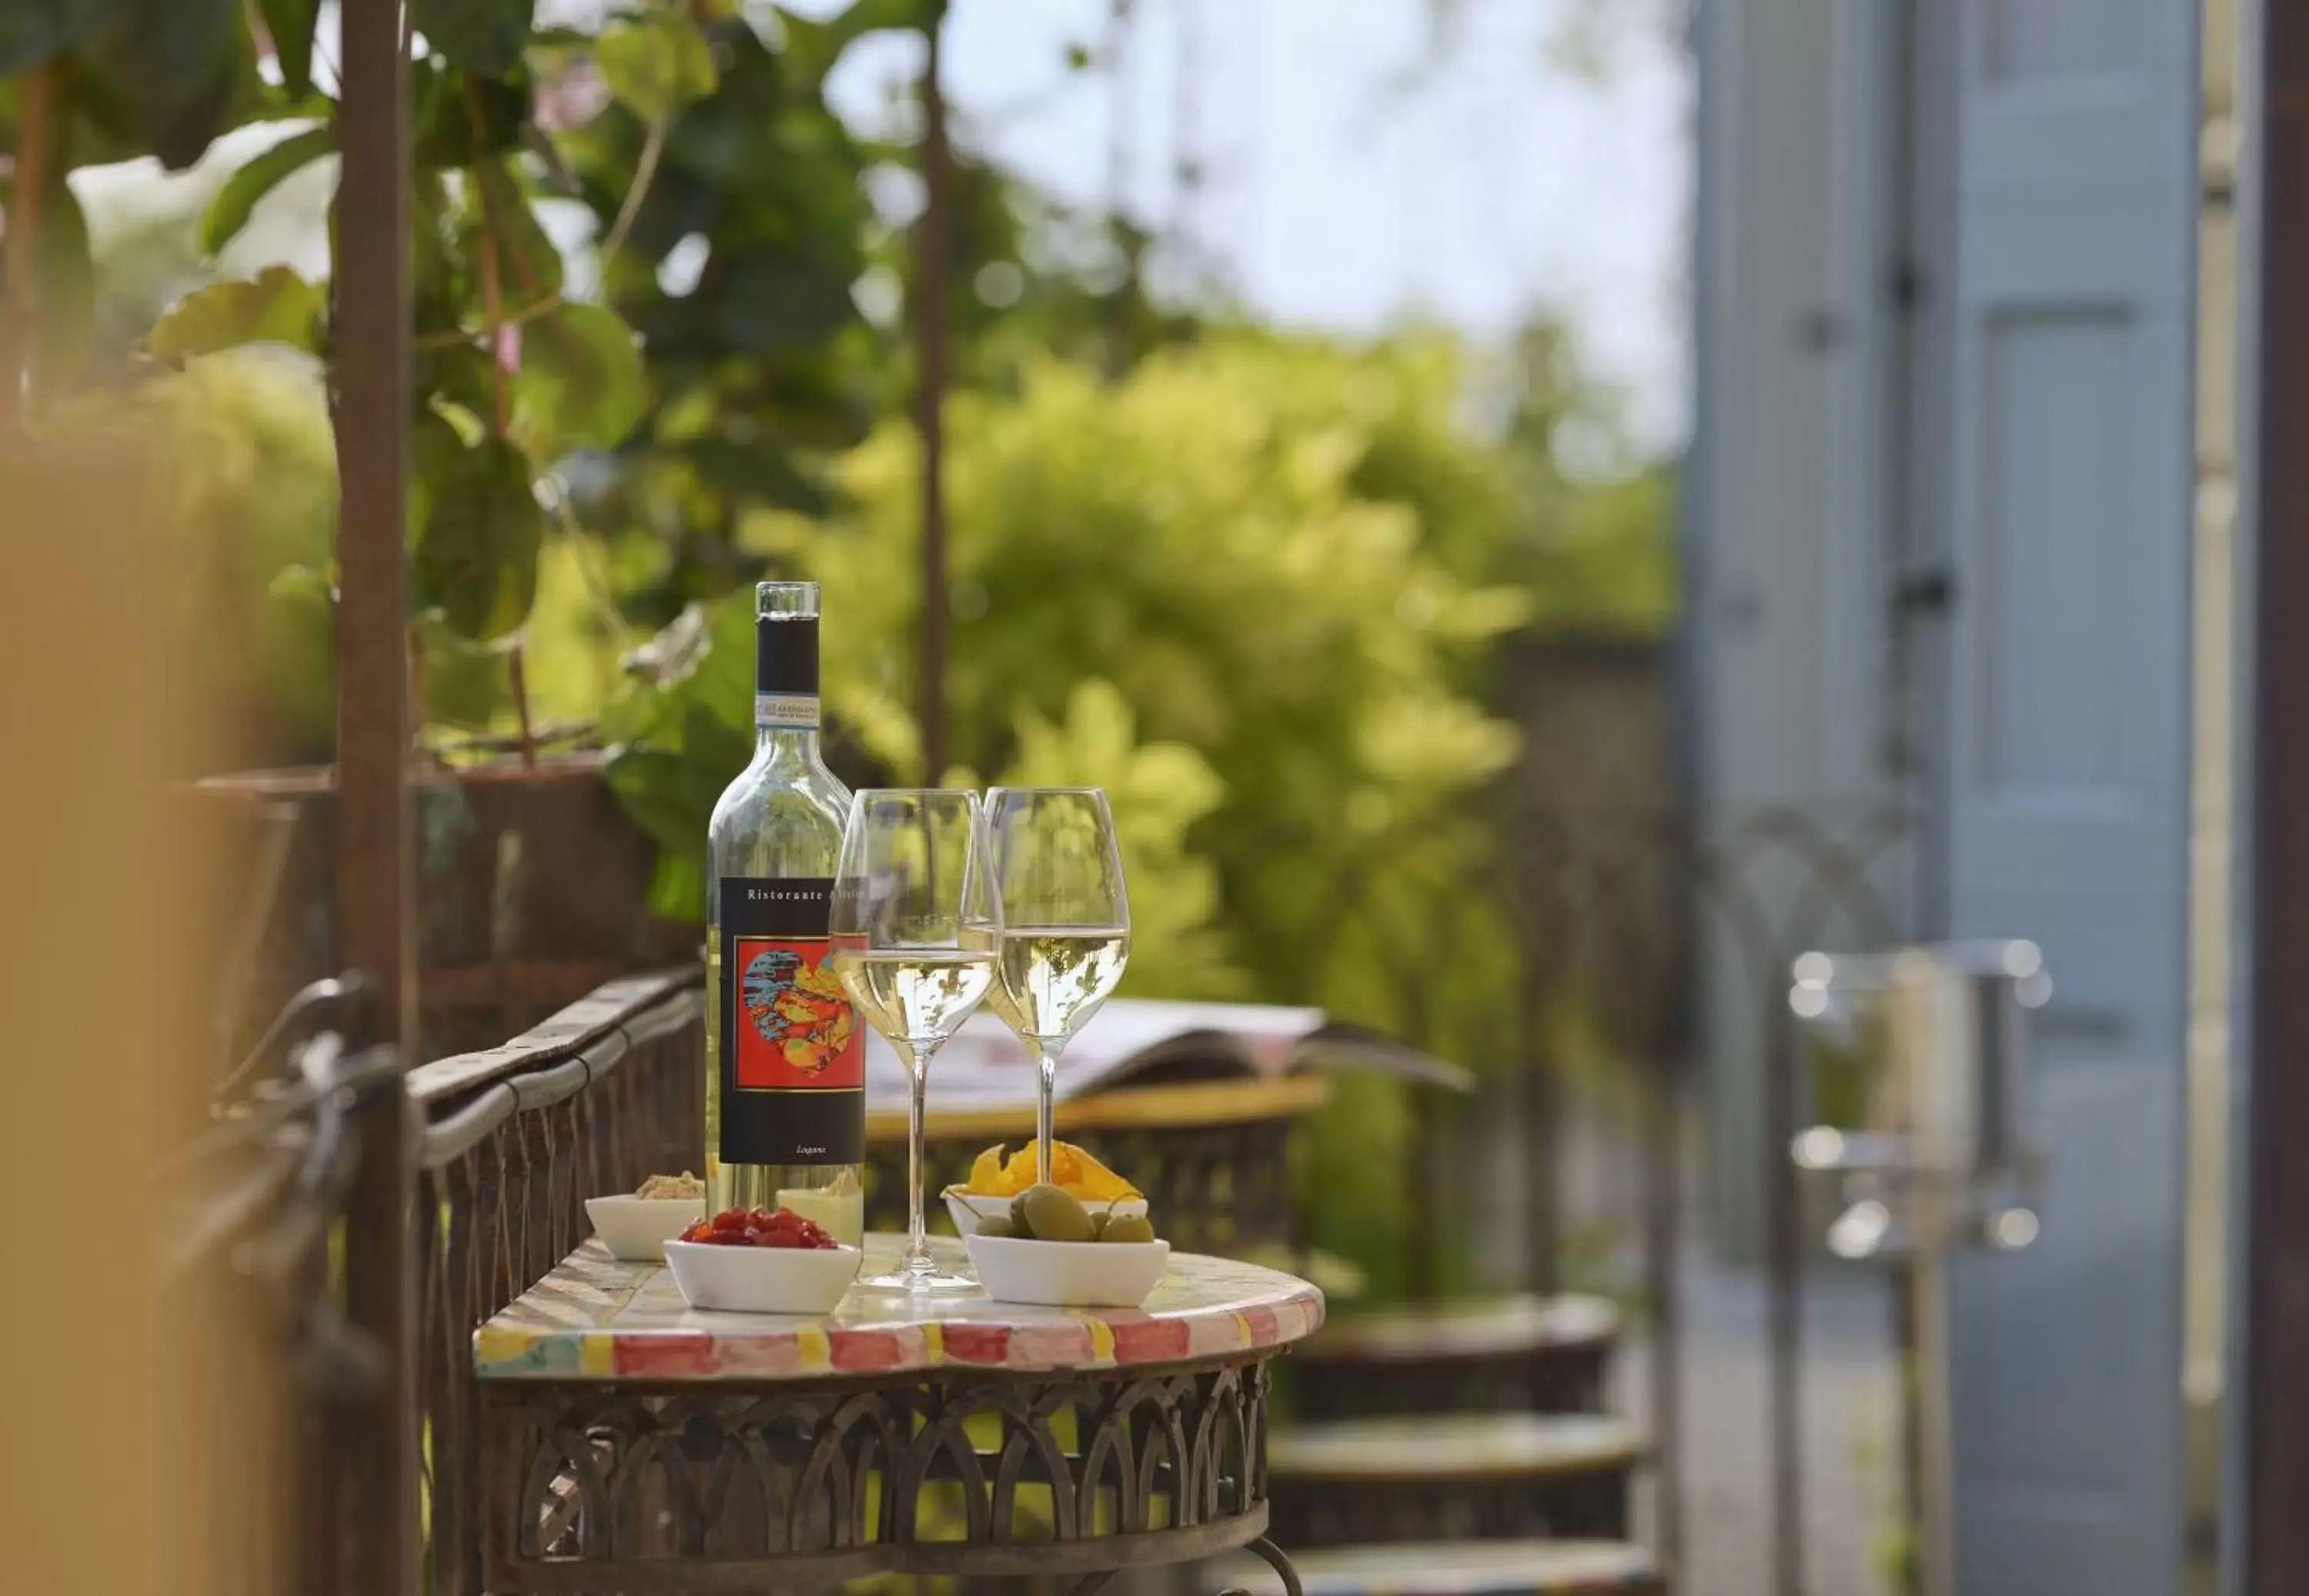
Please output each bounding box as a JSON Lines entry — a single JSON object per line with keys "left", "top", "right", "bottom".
{"left": 600, "top": 335, "right": 1548, "bottom": 1051}
{"left": 9, "top": 0, "right": 916, "bottom": 747}
{"left": 736, "top": 339, "right": 1528, "bottom": 1004}
{"left": 551, "top": 4, "right": 917, "bottom": 626}
{"left": 10, "top": 0, "right": 1681, "bottom": 1310}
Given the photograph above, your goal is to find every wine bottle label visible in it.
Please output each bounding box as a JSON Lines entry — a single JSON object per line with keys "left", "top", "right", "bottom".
{"left": 754, "top": 692, "right": 821, "bottom": 730}
{"left": 717, "top": 876, "right": 864, "bottom": 1165}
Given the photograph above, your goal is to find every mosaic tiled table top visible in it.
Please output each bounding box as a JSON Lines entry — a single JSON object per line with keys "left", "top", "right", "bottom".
{"left": 475, "top": 1234, "right": 1325, "bottom": 1382}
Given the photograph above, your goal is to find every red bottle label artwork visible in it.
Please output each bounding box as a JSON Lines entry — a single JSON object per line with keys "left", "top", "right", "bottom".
{"left": 718, "top": 876, "right": 864, "bottom": 1165}
{"left": 731, "top": 938, "right": 863, "bottom": 1091}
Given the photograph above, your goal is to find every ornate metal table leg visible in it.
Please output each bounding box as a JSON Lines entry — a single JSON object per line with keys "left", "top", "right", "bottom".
{"left": 1211, "top": 1535, "right": 1305, "bottom": 1596}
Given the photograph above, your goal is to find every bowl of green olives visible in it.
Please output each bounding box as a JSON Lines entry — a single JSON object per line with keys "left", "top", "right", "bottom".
{"left": 964, "top": 1184, "right": 1170, "bottom": 1307}
{"left": 944, "top": 1186, "right": 1148, "bottom": 1237}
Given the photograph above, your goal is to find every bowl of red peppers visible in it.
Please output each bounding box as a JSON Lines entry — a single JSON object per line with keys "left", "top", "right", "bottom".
{"left": 664, "top": 1206, "right": 862, "bottom": 1315}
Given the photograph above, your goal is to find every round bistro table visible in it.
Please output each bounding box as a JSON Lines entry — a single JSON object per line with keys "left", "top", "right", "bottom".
{"left": 474, "top": 1233, "right": 1324, "bottom": 1594}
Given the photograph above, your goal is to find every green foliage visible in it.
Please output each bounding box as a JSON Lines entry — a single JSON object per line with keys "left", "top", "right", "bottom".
{"left": 741, "top": 339, "right": 1527, "bottom": 1017}
{"left": 254, "top": 0, "right": 319, "bottom": 98}
{"left": 2, "top": 167, "right": 92, "bottom": 391}
{"left": 774, "top": 0, "right": 937, "bottom": 88}
{"left": 148, "top": 265, "right": 320, "bottom": 363}
{"left": 0, "top": 3, "right": 103, "bottom": 78}
{"left": 92, "top": 0, "right": 254, "bottom": 171}
{"left": 966, "top": 680, "right": 1238, "bottom": 998}
{"left": 513, "top": 303, "right": 646, "bottom": 455}
{"left": 411, "top": 0, "right": 533, "bottom": 78}
{"left": 199, "top": 122, "right": 329, "bottom": 255}
{"left": 599, "top": 595, "right": 759, "bottom": 913}
{"left": 18, "top": 0, "right": 1679, "bottom": 1308}
{"left": 593, "top": 12, "right": 718, "bottom": 123}
{"left": 82, "top": 0, "right": 847, "bottom": 730}
{"left": 48, "top": 349, "right": 343, "bottom": 766}
{"left": 413, "top": 435, "right": 546, "bottom": 642}
{"left": 556, "top": 11, "right": 888, "bottom": 619}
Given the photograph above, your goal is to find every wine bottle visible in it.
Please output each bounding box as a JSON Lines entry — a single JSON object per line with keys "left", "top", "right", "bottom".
{"left": 704, "top": 581, "right": 866, "bottom": 1243}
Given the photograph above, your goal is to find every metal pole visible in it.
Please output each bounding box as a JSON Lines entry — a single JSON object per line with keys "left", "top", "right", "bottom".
{"left": 1104, "top": 0, "right": 1138, "bottom": 378}
{"left": 1766, "top": 988, "right": 1806, "bottom": 1596}
{"left": 2243, "top": 3, "right": 2309, "bottom": 1591}
{"left": 332, "top": 0, "right": 417, "bottom": 1591}
{"left": 1645, "top": 1048, "right": 1685, "bottom": 1575}
{"left": 1649, "top": 813, "right": 1699, "bottom": 1578}
{"left": 914, "top": 3, "right": 952, "bottom": 783}
{"left": 2, "top": 62, "right": 55, "bottom": 416}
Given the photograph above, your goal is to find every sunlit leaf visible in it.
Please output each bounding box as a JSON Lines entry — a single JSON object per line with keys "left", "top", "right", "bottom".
{"left": 267, "top": 563, "right": 336, "bottom": 607}
{"left": 149, "top": 266, "right": 323, "bottom": 364}
{"left": 199, "top": 122, "right": 330, "bottom": 255}
{"left": 412, "top": 436, "right": 545, "bottom": 640}
{"left": 594, "top": 12, "right": 717, "bottom": 124}
{"left": 513, "top": 302, "right": 645, "bottom": 453}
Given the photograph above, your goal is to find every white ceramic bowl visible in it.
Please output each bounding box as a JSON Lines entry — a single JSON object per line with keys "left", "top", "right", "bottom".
{"left": 585, "top": 1194, "right": 704, "bottom": 1262}
{"left": 942, "top": 1186, "right": 1150, "bottom": 1237}
{"left": 664, "top": 1239, "right": 864, "bottom": 1315}
{"left": 965, "top": 1233, "right": 1171, "bottom": 1308}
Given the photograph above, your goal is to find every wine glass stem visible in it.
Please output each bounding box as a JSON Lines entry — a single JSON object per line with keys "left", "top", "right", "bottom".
{"left": 905, "top": 1040, "right": 934, "bottom": 1273}
{"left": 1033, "top": 1040, "right": 1061, "bottom": 1185}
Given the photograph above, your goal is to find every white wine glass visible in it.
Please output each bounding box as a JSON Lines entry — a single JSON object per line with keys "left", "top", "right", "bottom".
{"left": 830, "top": 789, "right": 1000, "bottom": 1292}
{"left": 983, "top": 787, "right": 1131, "bottom": 1187}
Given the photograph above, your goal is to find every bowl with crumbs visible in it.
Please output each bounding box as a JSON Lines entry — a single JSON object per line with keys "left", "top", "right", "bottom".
{"left": 587, "top": 1172, "right": 707, "bottom": 1261}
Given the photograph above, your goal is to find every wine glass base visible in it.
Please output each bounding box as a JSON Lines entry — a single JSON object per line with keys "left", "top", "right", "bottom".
{"left": 857, "top": 1265, "right": 980, "bottom": 1295}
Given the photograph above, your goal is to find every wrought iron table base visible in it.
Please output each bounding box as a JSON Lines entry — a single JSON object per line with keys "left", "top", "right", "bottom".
{"left": 480, "top": 1355, "right": 1305, "bottom": 1594}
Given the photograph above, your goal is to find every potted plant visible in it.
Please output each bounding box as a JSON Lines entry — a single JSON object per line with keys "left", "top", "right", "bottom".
{"left": 0, "top": 1, "right": 895, "bottom": 1060}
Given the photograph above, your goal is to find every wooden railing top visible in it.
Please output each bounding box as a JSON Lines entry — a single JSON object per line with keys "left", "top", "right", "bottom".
{"left": 407, "top": 966, "right": 700, "bottom": 1108}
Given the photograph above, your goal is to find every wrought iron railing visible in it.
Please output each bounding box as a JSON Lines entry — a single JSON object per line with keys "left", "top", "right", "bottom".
{"left": 175, "top": 977, "right": 403, "bottom": 1596}
{"left": 404, "top": 967, "right": 705, "bottom": 1596}
{"left": 1473, "top": 799, "right": 1912, "bottom": 1587}
{"left": 175, "top": 967, "right": 706, "bottom": 1596}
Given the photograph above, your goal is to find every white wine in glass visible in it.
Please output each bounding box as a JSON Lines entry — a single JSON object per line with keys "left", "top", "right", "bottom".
{"left": 831, "top": 947, "right": 995, "bottom": 1052}
{"left": 983, "top": 789, "right": 1131, "bottom": 1184}
{"left": 830, "top": 789, "right": 1000, "bottom": 1292}
{"left": 984, "top": 928, "right": 1131, "bottom": 1041}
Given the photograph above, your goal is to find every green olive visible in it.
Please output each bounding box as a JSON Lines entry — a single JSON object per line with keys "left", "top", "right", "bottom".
{"left": 1018, "top": 1183, "right": 1097, "bottom": 1243}
{"left": 1100, "top": 1214, "right": 1156, "bottom": 1245}
{"left": 974, "top": 1214, "right": 1017, "bottom": 1240}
